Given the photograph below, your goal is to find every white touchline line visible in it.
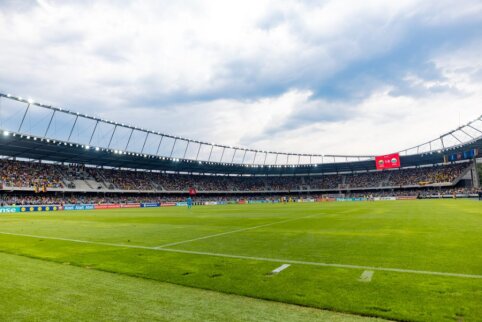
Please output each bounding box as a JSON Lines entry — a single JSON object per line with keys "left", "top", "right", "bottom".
{"left": 358, "top": 270, "right": 374, "bottom": 282}
{"left": 155, "top": 214, "right": 316, "bottom": 248}
{"left": 271, "top": 264, "right": 290, "bottom": 274}
{"left": 1, "top": 231, "right": 481, "bottom": 279}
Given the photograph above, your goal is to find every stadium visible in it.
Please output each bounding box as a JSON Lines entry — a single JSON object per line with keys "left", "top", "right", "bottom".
{"left": 0, "top": 91, "right": 481, "bottom": 321}
{"left": 1, "top": 2, "right": 482, "bottom": 322}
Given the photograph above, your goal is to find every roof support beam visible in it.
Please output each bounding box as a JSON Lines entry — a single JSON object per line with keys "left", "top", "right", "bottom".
{"left": 18, "top": 103, "right": 30, "bottom": 132}
{"left": 44, "top": 110, "right": 56, "bottom": 138}
{"left": 141, "top": 132, "right": 149, "bottom": 153}
{"left": 107, "top": 125, "right": 117, "bottom": 148}
{"left": 450, "top": 133, "right": 463, "bottom": 143}
{"left": 169, "top": 138, "right": 178, "bottom": 158}
{"left": 68, "top": 115, "right": 78, "bottom": 141}
{"left": 207, "top": 145, "right": 214, "bottom": 161}
{"left": 241, "top": 150, "right": 247, "bottom": 164}
{"left": 88, "top": 120, "right": 99, "bottom": 145}
{"left": 195, "top": 143, "right": 202, "bottom": 160}
{"left": 183, "top": 141, "right": 190, "bottom": 159}
{"left": 125, "top": 128, "right": 134, "bottom": 151}
{"left": 459, "top": 128, "right": 474, "bottom": 139}
{"left": 468, "top": 124, "right": 482, "bottom": 135}
{"left": 156, "top": 135, "right": 164, "bottom": 155}
{"left": 219, "top": 146, "right": 225, "bottom": 163}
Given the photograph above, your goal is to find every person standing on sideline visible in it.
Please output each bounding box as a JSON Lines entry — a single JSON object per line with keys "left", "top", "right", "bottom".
{"left": 187, "top": 196, "right": 193, "bottom": 209}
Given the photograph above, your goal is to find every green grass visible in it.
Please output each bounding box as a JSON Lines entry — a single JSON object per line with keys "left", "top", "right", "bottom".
{"left": 0, "top": 200, "right": 481, "bottom": 321}
{"left": 0, "top": 252, "right": 381, "bottom": 322}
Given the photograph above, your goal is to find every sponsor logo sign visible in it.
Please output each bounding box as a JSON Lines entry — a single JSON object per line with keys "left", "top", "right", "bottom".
{"left": 336, "top": 198, "right": 366, "bottom": 202}
{"left": 141, "top": 202, "right": 160, "bottom": 208}
{"left": 64, "top": 204, "right": 95, "bottom": 211}
{"left": 248, "top": 200, "right": 270, "bottom": 204}
{"left": 94, "top": 204, "right": 121, "bottom": 209}
{"left": 396, "top": 196, "right": 417, "bottom": 200}
{"left": 120, "top": 203, "right": 141, "bottom": 208}
{"left": 1, "top": 205, "right": 63, "bottom": 213}
{"left": 301, "top": 198, "right": 315, "bottom": 203}
{"left": 161, "top": 202, "right": 176, "bottom": 207}
{"left": 1, "top": 205, "right": 64, "bottom": 213}
{"left": 0, "top": 206, "right": 20, "bottom": 213}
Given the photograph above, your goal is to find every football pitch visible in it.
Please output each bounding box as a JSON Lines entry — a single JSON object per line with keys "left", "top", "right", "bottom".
{"left": 0, "top": 200, "right": 481, "bottom": 321}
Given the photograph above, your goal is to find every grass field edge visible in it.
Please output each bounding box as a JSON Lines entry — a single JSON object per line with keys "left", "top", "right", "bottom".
{"left": 0, "top": 249, "right": 395, "bottom": 322}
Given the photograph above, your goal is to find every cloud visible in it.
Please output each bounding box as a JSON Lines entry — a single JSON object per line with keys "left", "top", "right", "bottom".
{"left": 0, "top": 0, "right": 481, "bottom": 156}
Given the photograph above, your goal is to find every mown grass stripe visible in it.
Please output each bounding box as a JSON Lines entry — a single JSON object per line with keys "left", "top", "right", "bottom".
{"left": 155, "top": 214, "right": 316, "bottom": 248}
{"left": 0, "top": 231, "right": 481, "bottom": 279}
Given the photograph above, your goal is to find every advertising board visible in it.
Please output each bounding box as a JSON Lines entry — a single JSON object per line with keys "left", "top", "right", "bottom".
{"left": 375, "top": 153, "right": 401, "bottom": 170}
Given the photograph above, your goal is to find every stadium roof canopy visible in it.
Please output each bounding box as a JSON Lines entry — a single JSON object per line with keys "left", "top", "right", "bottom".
{"left": 0, "top": 93, "right": 481, "bottom": 175}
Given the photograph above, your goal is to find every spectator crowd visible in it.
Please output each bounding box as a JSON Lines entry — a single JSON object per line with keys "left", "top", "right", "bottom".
{"left": 0, "top": 187, "right": 479, "bottom": 207}
{"left": 0, "top": 159, "right": 471, "bottom": 193}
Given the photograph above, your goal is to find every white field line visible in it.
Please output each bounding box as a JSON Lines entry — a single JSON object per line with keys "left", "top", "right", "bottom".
{"left": 271, "top": 264, "right": 290, "bottom": 274}
{"left": 358, "top": 270, "right": 374, "bottom": 282}
{"left": 1, "top": 231, "right": 482, "bottom": 280}
{"left": 155, "top": 214, "right": 316, "bottom": 248}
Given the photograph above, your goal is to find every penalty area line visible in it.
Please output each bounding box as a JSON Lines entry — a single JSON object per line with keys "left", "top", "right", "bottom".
{"left": 358, "top": 270, "right": 374, "bottom": 282}
{"left": 271, "top": 264, "right": 290, "bottom": 275}
{"left": 155, "top": 214, "right": 317, "bottom": 248}
{"left": 0, "top": 231, "right": 481, "bottom": 280}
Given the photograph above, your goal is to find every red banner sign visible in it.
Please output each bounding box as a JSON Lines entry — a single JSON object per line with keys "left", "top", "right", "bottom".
{"left": 189, "top": 187, "right": 197, "bottom": 196}
{"left": 94, "top": 203, "right": 121, "bottom": 209}
{"left": 160, "top": 202, "right": 176, "bottom": 207}
{"left": 375, "top": 153, "right": 401, "bottom": 170}
{"left": 120, "top": 203, "right": 141, "bottom": 208}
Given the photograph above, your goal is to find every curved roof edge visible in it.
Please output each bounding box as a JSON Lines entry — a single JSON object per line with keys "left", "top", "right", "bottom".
{"left": 0, "top": 92, "right": 481, "bottom": 167}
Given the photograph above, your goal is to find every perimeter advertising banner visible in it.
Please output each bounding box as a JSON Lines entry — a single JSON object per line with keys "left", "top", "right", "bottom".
{"left": 375, "top": 153, "right": 401, "bottom": 170}
{"left": 0, "top": 206, "right": 20, "bottom": 213}
{"left": 94, "top": 204, "right": 121, "bottom": 210}
{"left": 64, "top": 204, "right": 95, "bottom": 211}
{"left": 161, "top": 202, "right": 176, "bottom": 207}
{"left": 120, "top": 203, "right": 141, "bottom": 208}
{"left": 0, "top": 205, "right": 63, "bottom": 213}
{"left": 141, "top": 202, "right": 160, "bottom": 208}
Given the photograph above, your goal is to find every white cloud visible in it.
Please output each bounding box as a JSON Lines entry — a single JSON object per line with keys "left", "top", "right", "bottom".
{"left": 0, "top": 0, "right": 481, "bottom": 156}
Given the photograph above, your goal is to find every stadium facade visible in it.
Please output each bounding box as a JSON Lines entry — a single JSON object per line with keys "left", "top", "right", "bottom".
{"left": 0, "top": 92, "right": 481, "bottom": 206}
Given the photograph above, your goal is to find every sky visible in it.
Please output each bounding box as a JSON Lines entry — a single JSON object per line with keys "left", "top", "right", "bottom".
{"left": 0, "top": 0, "right": 481, "bottom": 156}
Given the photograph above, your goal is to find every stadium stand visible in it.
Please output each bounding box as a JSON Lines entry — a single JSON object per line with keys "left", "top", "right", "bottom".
{"left": 0, "top": 93, "right": 480, "bottom": 207}
{"left": 0, "top": 187, "right": 479, "bottom": 207}
{"left": 0, "top": 159, "right": 64, "bottom": 189}
{"left": 0, "top": 159, "right": 470, "bottom": 192}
